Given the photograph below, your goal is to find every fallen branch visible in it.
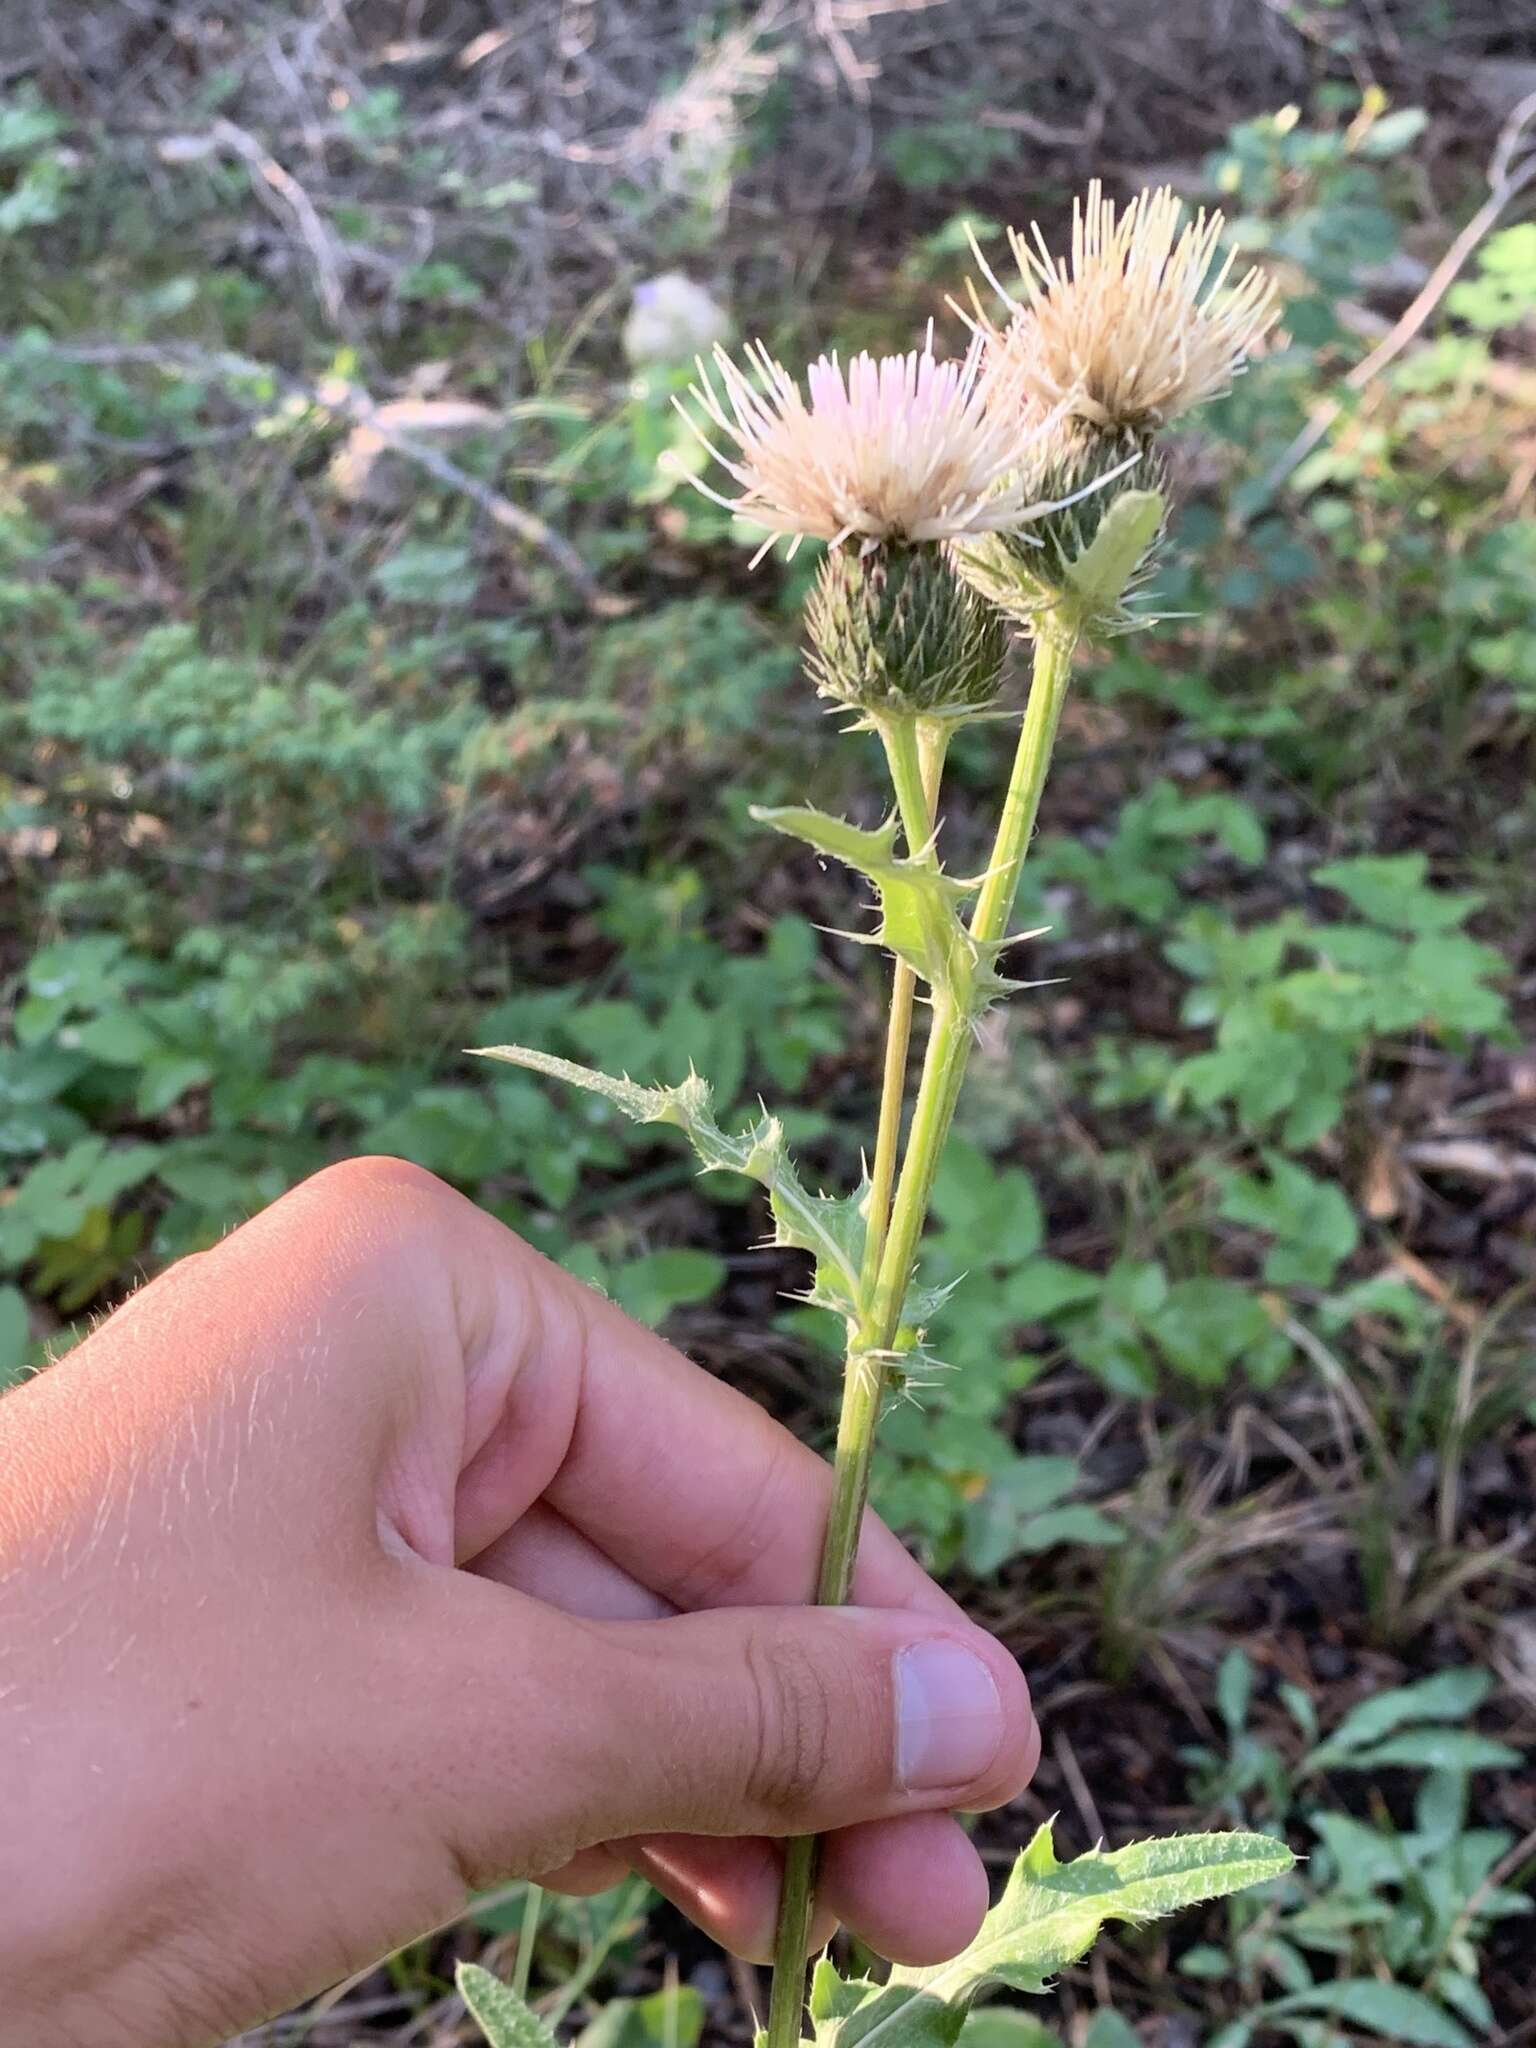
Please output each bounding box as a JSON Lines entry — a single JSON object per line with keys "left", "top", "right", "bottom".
{"left": 0, "top": 338, "right": 613, "bottom": 610}
{"left": 1244, "top": 88, "right": 1536, "bottom": 521}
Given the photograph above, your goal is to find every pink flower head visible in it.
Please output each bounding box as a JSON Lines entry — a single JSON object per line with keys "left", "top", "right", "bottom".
{"left": 682, "top": 334, "right": 1061, "bottom": 561}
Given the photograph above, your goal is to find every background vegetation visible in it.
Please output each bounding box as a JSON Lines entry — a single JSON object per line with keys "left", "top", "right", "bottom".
{"left": 1, "top": 3, "right": 1533, "bottom": 2043}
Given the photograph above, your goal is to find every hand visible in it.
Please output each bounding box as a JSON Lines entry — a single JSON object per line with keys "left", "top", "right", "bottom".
{"left": 0, "top": 1158, "right": 1039, "bottom": 2047}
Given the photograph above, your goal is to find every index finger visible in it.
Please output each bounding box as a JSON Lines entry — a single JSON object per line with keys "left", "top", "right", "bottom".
{"left": 431, "top": 1174, "right": 962, "bottom": 1622}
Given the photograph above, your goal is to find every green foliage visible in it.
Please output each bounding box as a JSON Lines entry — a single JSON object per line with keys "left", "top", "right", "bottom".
{"left": 1166, "top": 855, "right": 1510, "bottom": 1146}
{"left": 586, "top": 598, "right": 798, "bottom": 751}
{"left": 1181, "top": 1659, "right": 1529, "bottom": 2045}
{"left": 458, "top": 1963, "right": 707, "bottom": 2048}
{"left": 1032, "top": 780, "right": 1266, "bottom": 925}
{"left": 802, "top": 1826, "right": 1290, "bottom": 2045}
{"left": 881, "top": 111, "right": 1018, "bottom": 192}
{"left": 1445, "top": 520, "right": 1536, "bottom": 710}
{"left": 0, "top": 90, "right": 75, "bottom": 237}
{"left": 1446, "top": 224, "right": 1536, "bottom": 333}
{"left": 26, "top": 621, "right": 480, "bottom": 824}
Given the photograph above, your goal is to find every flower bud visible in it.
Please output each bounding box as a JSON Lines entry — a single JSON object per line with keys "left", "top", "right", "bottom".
{"left": 806, "top": 542, "right": 1007, "bottom": 718}
{"left": 954, "top": 435, "right": 1167, "bottom": 637}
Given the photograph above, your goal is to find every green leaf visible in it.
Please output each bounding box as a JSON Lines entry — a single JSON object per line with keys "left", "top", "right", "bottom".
{"left": 960, "top": 1458, "right": 1111, "bottom": 1575}
{"left": 575, "top": 1988, "right": 707, "bottom": 2048}
{"left": 958, "top": 2013, "right": 1058, "bottom": 2048}
{"left": 0, "top": 1285, "right": 31, "bottom": 1389}
{"left": 1218, "top": 1156, "right": 1359, "bottom": 1290}
{"left": 1313, "top": 854, "right": 1477, "bottom": 935}
{"left": 610, "top": 1248, "right": 725, "bottom": 1327}
{"left": 1216, "top": 1649, "right": 1253, "bottom": 1736}
{"left": 1146, "top": 1278, "right": 1276, "bottom": 1387}
{"left": 1306, "top": 1668, "right": 1493, "bottom": 1770}
{"left": 1329, "top": 1731, "right": 1522, "bottom": 1773}
{"left": 1267, "top": 1981, "right": 1474, "bottom": 2048}
{"left": 1354, "top": 106, "right": 1429, "bottom": 158}
{"left": 809, "top": 1824, "right": 1292, "bottom": 2046}
{"left": 72, "top": 1012, "right": 163, "bottom": 1065}
{"left": 751, "top": 804, "right": 976, "bottom": 993}
{"left": 374, "top": 540, "right": 480, "bottom": 606}
{"left": 456, "top": 1962, "right": 562, "bottom": 2048}
{"left": 472, "top": 1047, "right": 866, "bottom": 1324}
{"left": 1082, "top": 2015, "right": 1140, "bottom": 2048}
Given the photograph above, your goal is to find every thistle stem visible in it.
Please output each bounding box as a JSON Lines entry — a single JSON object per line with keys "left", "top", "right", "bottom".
{"left": 765, "top": 633, "right": 1077, "bottom": 2048}
{"left": 860, "top": 717, "right": 949, "bottom": 1299}
{"left": 866, "top": 623, "right": 1078, "bottom": 1341}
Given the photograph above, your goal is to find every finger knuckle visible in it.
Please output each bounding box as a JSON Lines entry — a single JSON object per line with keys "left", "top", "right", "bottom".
{"left": 308, "top": 1154, "right": 451, "bottom": 1211}
{"left": 743, "top": 1626, "right": 835, "bottom": 1820}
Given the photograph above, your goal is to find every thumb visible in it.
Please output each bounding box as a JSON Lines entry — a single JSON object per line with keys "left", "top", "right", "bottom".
{"left": 419, "top": 1582, "right": 1038, "bottom": 1881}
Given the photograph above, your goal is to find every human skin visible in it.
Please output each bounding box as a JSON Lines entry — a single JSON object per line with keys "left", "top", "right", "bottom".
{"left": 0, "top": 1158, "right": 1040, "bottom": 2048}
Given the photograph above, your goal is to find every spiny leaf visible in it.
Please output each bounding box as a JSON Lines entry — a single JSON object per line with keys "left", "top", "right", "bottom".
{"left": 808, "top": 1825, "right": 1293, "bottom": 2048}
{"left": 472, "top": 1045, "right": 865, "bottom": 1322}
{"left": 899, "top": 1825, "right": 1293, "bottom": 2000}
{"left": 752, "top": 803, "right": 976, "bottom": 992}
{"left": 456, "top": 1963, "right": 561, "bottom": 2048}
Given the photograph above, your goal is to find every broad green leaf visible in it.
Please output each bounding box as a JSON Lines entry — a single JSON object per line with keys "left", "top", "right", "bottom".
{"left": 472, "top": 1048, "right": 866, "bottom": 1324}
{"left": 1313, "top": 854, "right": 1477, "bottom": 935}
{"left": 810, "top": 1824, "right": 1292, "bottom": 2046}
{"left": 610, "top": 1248, "right": 725, "bottom": 1327}
{"left": 958, "top": 2012, "right": 1058, "bottom": 2048}
{"left": 0, "top": 1285, "right": 31, "bottom": 1390}
{"left": 1216, "top": 1649, "right": 1253, "bottom": 1736}
{"left": 1305, "top": 1668, "right": 1493, "bottom": 1770}
{"left": 456, "top": 1962, "right": 561, "bottom": 2048}
{"left": 1266, "top": 1980, "right": 1475, "bottom": 2048}
{"left": 1328, "top": 1731, "right": 1522, "bottom": 1774}
{"left": 575, "top": 1987, "right": 706, "bottom": 2048}
{"left": 1146, "top": 1277, "right": 1275, "bottom": 1387}
{"left": 812, "top": 1961, "right": 887, "bottom": 2030}
{"left": 751, "top": 803, "right": 976, "bottom": 994}
{"left": 1082, "top": 2015, "right": 1140, "bottom": 2048}
{"left": 899, "top": 1826, "right": 1293, "bottom": 1999}
{"left": 1436, "top": 1972, "right": 1495, "bottom": 2034}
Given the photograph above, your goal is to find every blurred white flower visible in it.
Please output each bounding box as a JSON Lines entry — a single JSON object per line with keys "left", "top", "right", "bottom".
{"left": 683, "top": 336, "right": 1060, "bottom": 559}
{"left": 974, "top": 182, "right": 1280, "bottom": 435}
{"left": 623, "top": 274, "right": 731, "bottom": 366}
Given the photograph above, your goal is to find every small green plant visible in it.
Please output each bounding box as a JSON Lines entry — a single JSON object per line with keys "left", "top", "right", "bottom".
{"left": 1166, "top": 855, "right": 1511, "bottom": 1147}
{"left": 1181, "top": 1659, "right": 1529, "bottom": 2047}
{"left": 476, "top": 185, "right": 1293, "bottom": 2044}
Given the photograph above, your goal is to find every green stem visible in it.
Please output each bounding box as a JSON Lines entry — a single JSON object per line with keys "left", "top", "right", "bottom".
{"left": 867, "top": 624, "right": 1078, "bottom": 1341}
{"left": 767, "top": 716, "right": 947, "bottom": 2048}
{"left": 764, "top": 634, "right": 1077, "bottom": 2048}
{"left": 860, "top": 718, "right": 948, "bottom": 1300}
{"left": 513, "top": 1882, "right": 543, "bottom": 2001}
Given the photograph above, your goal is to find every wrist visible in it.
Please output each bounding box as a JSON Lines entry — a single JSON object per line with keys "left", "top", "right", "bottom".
{"left": 0, "top": 1376, "right": 233, "bottom": 2048}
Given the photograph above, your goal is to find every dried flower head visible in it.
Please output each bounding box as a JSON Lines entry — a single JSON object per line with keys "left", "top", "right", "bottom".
{"left": 682, "top": 336, "right": 1058, "bottom": 560}
{"left": 973, "top": 182, "right": 1280, "bottom": 436}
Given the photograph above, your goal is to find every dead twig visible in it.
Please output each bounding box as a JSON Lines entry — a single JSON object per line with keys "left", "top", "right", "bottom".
{"left": 209, "top": 118, "right": 350, "bottom": 330}
{"left": 1246, "top": 87, "right": 1536, "bottom": 520}
{"left": 0, "top": 338, "right": 612, "bottom": 611}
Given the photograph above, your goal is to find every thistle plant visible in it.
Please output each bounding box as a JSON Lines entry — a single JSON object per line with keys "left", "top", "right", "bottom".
{"left": 476, "top": 190, "right": 1288, "bottom": 2048}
